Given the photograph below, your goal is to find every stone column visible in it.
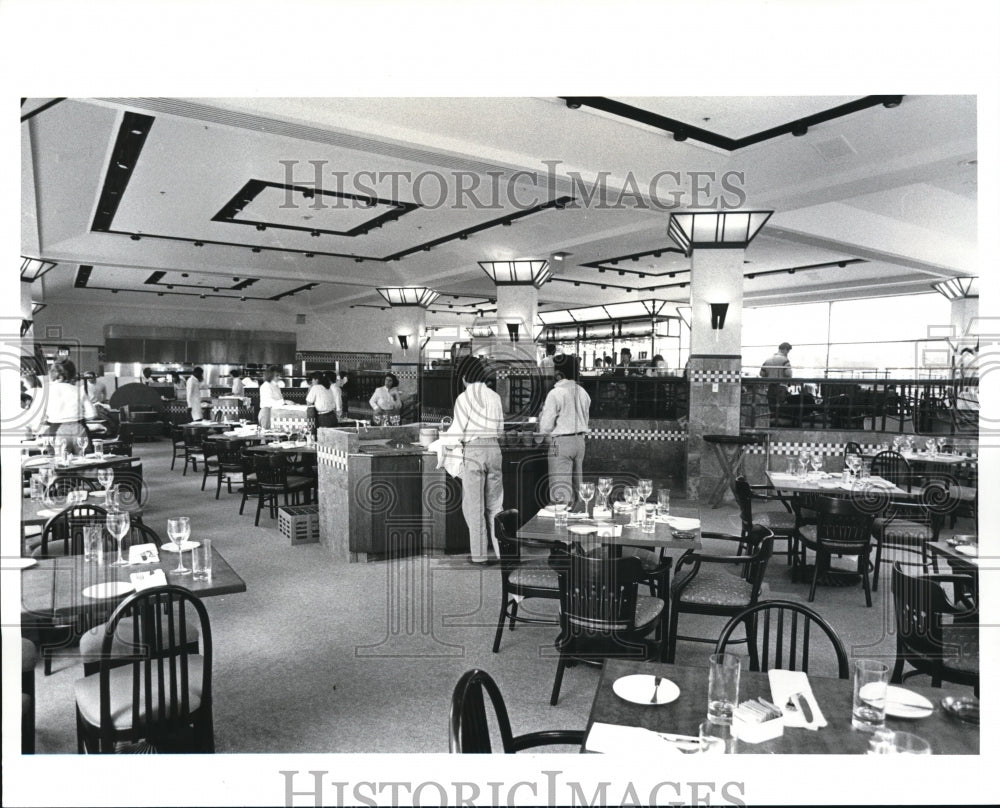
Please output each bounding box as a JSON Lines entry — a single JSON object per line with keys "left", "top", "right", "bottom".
{"left": 951, "top": 296, "right": 979, "bottom": 341}
{"left": 685, "top": 248, "right": 746, "bottom": 502}
{"left": 388, "top": 306, "right": 426, "bottom": 414}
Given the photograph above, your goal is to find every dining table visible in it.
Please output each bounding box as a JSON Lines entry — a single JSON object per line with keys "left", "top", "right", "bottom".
{"left": 244, "top": 440, "right": 318, "bottom": 457}
{"left": 765, "top": 470, "right": 910, "bottom": 498}
{"left": 585, "top": 658, "right": 978, "bottom": 754}
{"left": 21, "top": 491, "right": 144, "bottom": 529}
{"left": 516, "top": 507, "right": 703, "bottom": 554}
{"left": 22, "top": 453, "right": 134, "bottom": 475}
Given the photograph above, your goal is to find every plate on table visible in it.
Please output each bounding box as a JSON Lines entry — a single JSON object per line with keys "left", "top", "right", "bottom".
{"left": 885, "top": 686, "right": 933, "bottom": 719}
{"left": 160, "top": 541, "right": 201, "bottom": 552}
{"left": 818, "top": 480, "right": 841, "bottom": 489}
{"left": 955, "top": 545, "right": 978, "bottom": 557}
{"left": 35, "top": 508, "right": 61, "bottom": 519}
{"left": 613, "top": 674, "right": 680, "bottom": 706}
{"left": 82, "top": 582, "right": 134, "bottom": 600}
{"left": 568, "top": 524, "right": 597, "bottom": 535}
{"left": 22, "top": 456, "right": 51, "bottom": 469}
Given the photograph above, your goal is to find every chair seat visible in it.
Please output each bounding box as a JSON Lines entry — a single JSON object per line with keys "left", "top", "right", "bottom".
{"left": 940, "top": 625, "right": 979, "bottom": 676}
{"left": 753, "top": 510, "right": 796, "bottom": 532}
{"left": 508, "top": 566, "right": 559, "bottom": 591}
{"left": 74, "top": 656, "right": 205, "bottom": 730}
{"left": 634, "top": 595, "right": 664, "bottom": 629}
{"left": 79, "top": 620, "right": 200, "bottom": 662}
{"left": 260, "top": 474, "right": 312, "bottom": 491}
{"left": 672, "top": 567, "right": 769, "bottom": 607}
{"left": 872, "top": 518, "right": 933, "bottom": 543}
{"left": 798, "top": 524, "right": 869, "bottom": 553}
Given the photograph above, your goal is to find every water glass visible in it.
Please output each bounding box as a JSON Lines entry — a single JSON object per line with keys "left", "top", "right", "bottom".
{"left": 699, "top": 720, "right": 734, "bottom": 754}
{"left": 552, "top": 503, "right": 568, "bottom": 528}
{"left": 707, "top": 653, "right": 740, "bottom": 725}
{"left": 641, "top": 503, "right": 656, "bottom": 533}
{"left": 30, "top": 474, "right": 42, "bottom": 502}
{"left": 852, "top": 659, "right": 889, "bottom": 730}
{"left": 92, "top": 439, "right": 104, "bottom": 456}
{"left": 867, "top": 729, "right": 932, "bottom": 755}
{"left": 656, "top": 488, "right": 670, "bottom": 516}
{"left": 84, "top": 524, "right": 103, "bottom": 563}
{"left": 192, "top": 538, "right": 213, "bottom": 581}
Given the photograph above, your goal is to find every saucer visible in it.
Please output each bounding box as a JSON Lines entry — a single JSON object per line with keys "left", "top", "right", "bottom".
{"left": 613, "top": 674, "right": 680, "bottom": 706}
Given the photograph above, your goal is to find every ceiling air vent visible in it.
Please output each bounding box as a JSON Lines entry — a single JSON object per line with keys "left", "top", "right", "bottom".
{"left": 811, "top": 135, "right": 856, "bottom": 162}
{"left": 296, "top": 314, "right": 307, "bottom": 325}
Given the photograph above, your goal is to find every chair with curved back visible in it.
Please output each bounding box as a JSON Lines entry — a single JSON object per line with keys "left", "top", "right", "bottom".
{"left": 844, "top": 441, "right": 863, "bottom": 461}
{"left": 890, "top": 562, "right": 978, "bottom": 696}
{"left": 871, "top": 482, "right": 947, "bottom": 591}
{"left": 715, "top": 600, "right": 849, "bottom": 679}
{"left": 199, "top": 436, "right": 220, "bottom": 492}
{"left": 180, "top": 427, "right": 205, "bottom": 476}
{"left": 74, "top": 585, "right": 214, "bottom": 753}
{"left": 238, "top": 447, "right": 260, "bottom": 516}
{"left": 491, "top": 509, "right": 561, "bottom": 653}
{"left": 795, "top": 495, "right": 877, "bottom": 606}
{"left": 169, "top": 425, "right": 186, "bottom": 471}
{"left": 253, "top": 452, "right": 313, "bottom": 525}
{"left": 449, "top": 669, "right": 584, "bottom": 753}
{"left": 109, "top": 424, "right": 133, "bottom": 457}
{"left": 550, "top": 548, "right": 667, "bottom": 705}
{"left": 666, "top": 527, "right": 774, "bottom": 664}
{"left": 213, "top": 439, "right": 245, "bottom": 499}
{"left": 36, "top": 503, "right": 108, "bottom": 558}
{"left": 732, "top": 476, "right": 795, "bottom": 565}
{"left": 870, "top": 450, "right": 914, "bottom": 492}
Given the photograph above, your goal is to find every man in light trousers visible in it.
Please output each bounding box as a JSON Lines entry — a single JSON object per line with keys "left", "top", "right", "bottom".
{"left": 539, "top": 354, "right": 591, "bottom": 509}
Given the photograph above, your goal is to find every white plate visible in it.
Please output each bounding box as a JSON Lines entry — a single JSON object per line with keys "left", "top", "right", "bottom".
{"left": 568, "top": 524, "right": 597, "bottom": 535}
{"left": 82, "top": 581, "right": 134, "bottom": 600}
{"left": 818, "top": 481, "right": 841, "bottom": 489}
{"left": 35, "top": 508, "right": 61, "bottom": 519}
{"left": 160, "top": 541, "right": 201, "bottom": 553}
{"left": 22, "top": 457, "right": 51, "bottom": 468}
{"left": 955, "top": 545, "right": 977, "bottom": 557}
{"left": 885, "top": 685, "right": 933, "bottom": 719}
{"left": 613, "top": 674, "right": 680, "bottom": 706}
{"left": 10, "top": 557, "right": 38, "bottom": 570}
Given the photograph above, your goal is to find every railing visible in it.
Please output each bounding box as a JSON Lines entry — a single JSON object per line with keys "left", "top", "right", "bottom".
{"left": 740, "top": 376, "right": 978, "bottom": 435}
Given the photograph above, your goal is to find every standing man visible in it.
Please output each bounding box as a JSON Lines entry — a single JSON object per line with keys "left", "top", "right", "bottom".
{"left": 186, "top": 366, "right": 207, "bottom": 422}
{"left": 331, "top": 372, "right": 348, "bottom": 421}
{"left": 760, "top": 342, "right": 793, "bottom": 418}
{"left": 614, "top": 347, "right": 635, "bottom": 376}
{"left": 451, "top": 356, "right": 504, "bottom": 565}
{"left": 229, "top": 369, "right": 244, "bottom": 396}
{"left": 539, "top": 354, "right": 591, "bottom": 508}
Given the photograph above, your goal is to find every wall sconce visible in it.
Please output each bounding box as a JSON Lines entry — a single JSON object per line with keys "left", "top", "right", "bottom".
{"left": 506, "top": 322, "right": 520, "bottom": 342}
{"left": 397, "top": 335, "right": 409, "bottom": 351}
{"left": 710, "top": 302, "right": 729, "bottom": 330}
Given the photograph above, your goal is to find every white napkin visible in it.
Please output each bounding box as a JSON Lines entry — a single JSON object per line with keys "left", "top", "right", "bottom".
{"left": 128, "top": 543, "right": 160, "bottom": 564}
{"left": 768, "top": 669, "right": 827, "bottom": 730}
{"left": 664, "top": 516, "right": 700, "bottom": 531}
{"left": 536, "top": 507, "right": 589, "bottom": 519}
{"left": 428, "top": 435, "right": 463, "bottom": 478}
{"left": 585, "top": 722, "right": 690, "bottom": 755}
{"left": 130, "top": 569, "right": 167, "bottom": 591}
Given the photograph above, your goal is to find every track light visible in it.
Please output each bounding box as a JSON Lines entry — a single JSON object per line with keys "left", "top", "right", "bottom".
{"left": 882, "top": 96, "right": 902, "bottom": 108}
{"left": 791, "top": 122, "right": 808, "bottom": 137}
{"left": 255, "top": 223, "right": 266, "bottom": 231}
{"left": 130, "top": 234, "right": 141, "bottom": 241}
{"left": 565, "top": 98, "right": 582, "bottom": 110}
{"left": 673, "top": 129, "right": 688, "bottom": 142}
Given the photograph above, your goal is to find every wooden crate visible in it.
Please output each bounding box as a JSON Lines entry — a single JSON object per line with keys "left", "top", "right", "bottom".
{"left": 278, "top": 505, "right": 320, "bottom": 545}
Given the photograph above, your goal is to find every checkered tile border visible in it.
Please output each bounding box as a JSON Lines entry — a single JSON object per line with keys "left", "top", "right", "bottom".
{"left": 747, "top": 440, "right": 979, "bottom": 461}
{"left": 589, "top": 428, "right": 687, "bottom": 442}
{"left": 273, "top": 415, "right": 310, "bottom": 431}
{"left": 690, "top": 369, "right": 742, "bottom": 384}
{"left": 391, "top": 370, "right": 419, "bottom": 381}
{"left": 318, "top": 444, "right": 348, "bottom": 470}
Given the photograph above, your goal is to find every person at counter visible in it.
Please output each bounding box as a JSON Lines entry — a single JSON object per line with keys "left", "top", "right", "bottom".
{"left": 369, "top": 373, "right": 402, "bottom": 424}
{"left": 31, "top": 359, "right": 97, "bottom": 453}
{"left": 186, "top": 366, "right": 209, "bottom": 422}
{"left": 539, "top": 343, "right": 557, "bottom": 372}
{"left": 229, "top": 369, "right": 244, "bottom": 396}
{"left": 538, "top": 354, "right": 591, "bottom": 508}
{"left": 760, "top": 341, "right": 793, "bottom": 417}
{"left": 450, "top": 356, "right": 504, "bottom": 565}
{"left": 141, "top": 367, "right": 154, "bottom": 385}
{"left": 258, "top": 365, "right": 285, "bottom": 430}
{"left": 614, "top": 347, "right": 640, "bottom": 376}
{"left": 306, "top": 372, "right": 338, "bottom": 428}
{"left": 646, "top": 355, "right": 666, "bottom": 376}
{"left": 332, "top": 372, "right": 348, "bottom": 420}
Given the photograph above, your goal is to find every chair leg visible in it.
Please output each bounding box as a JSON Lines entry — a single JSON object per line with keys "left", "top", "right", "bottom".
{"left": 666, "top": 607, "right": 680, "bottom": 663}
{"left": 872, "top": 540, "right": 883, "bottom": 592}
{"left": 745, "top": 615, "right": 760, "bottom": 671}
{"left": 216, "top": 472, "right": 223, "bottom": 499}
{"left": 808, "top": 553, "right": 822, "bottom": 602}
{"left": 861, "top": 553, "right": 873, "bottom": 607}
{"left": 255, "top": 492, "right": 264, "bottom": 526}
{"left": 493, "top": 601, "right": 509, "bottom": 653}
{"left": 508, "top": 599, "right": 519, "bottom": 631}
{"left": 550, "top": 656, "right": 567, "bottom": 706}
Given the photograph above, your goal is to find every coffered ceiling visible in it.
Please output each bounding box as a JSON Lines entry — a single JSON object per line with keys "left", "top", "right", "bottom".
{"left": 21, "top": 95, "right": 977, "bottom": 322}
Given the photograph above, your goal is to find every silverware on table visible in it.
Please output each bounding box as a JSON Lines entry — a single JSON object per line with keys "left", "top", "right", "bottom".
{"left": 650, "top": 676, "right": 662, "bottom": 703}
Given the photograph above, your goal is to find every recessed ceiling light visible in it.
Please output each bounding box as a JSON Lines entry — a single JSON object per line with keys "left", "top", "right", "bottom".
{"left": 958, "top": 159, "right": 977, "bottom": 167}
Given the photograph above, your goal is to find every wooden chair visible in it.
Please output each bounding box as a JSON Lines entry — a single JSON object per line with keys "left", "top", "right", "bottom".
{"left": 169, "top": 425, "right": 186, "bottom": 471}
{"left": 74, "top": 585, "right": 214, "bottom": 754}
{"left": 890, "top": 562, "right": 979, "bottom": 696}
{"left": 870, "top": 449, "right": 914, "bottom": 492}
{"left": 253, "top": 452, "right": 313, "bottom": 526}
{"left": 666, "top": 526, "right": 773, "bottom": 663}
{"left": 491, "top": 509, "right": 561, "bottom": 653}
{"left": 199, "top": 437, "right": 220, "bottom": 492}
{"left": 795, "top": 495, "right": 876, "bottom": 606}
{"left": 238, "top": 447, "right": 259, "bottom": 516}
{"left": 715, "top": 600, "right": 849, "bottom": 679}
{"left": 550, "top": 548, "right": 667, "bottom": 705}
{"left": 36, "top": 503, "right": 108, "bottom": 558}
{"left": 449, "top": 669, "right": 584, "bottom": 753}
{"left": 871, "top": 483, "right": 947, "bottom": 591}
{"left": 732, "top": 476, "right": 795, "bottom": 564}
{"left": 212, "top": 439, "right": 245, "bottom": 499}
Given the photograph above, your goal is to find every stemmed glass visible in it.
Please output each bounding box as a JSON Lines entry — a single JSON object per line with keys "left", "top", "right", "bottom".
{"left": 622, "top": 486, "right": 639, "bottom": 526}
{"left": 106, "top": 510, "right": 131, "bottom": 567}
{"left": 75, "top": 435, "right": 89, "bottom": 456}
{"left": 96, "top": 467, "right": 114, "bottom": 501}
{"left": 810, "top": 451, "right": 823, "bottom": 477}
{"left": 167, "top": 517, "right": 192, "bottom": 575}
{"left": 38, "top": 434, "right": 53, "bottom": 457}
{"left": 637, "top": 479, "right": 653, "bottom": 511}
{"left": 578, "top": 482, "right": 595, "bottom": 519}
{"left": 925, "top": 438, "right": 937, "bottom": 456}
{"left": 596, "top": 477, "right": 613, "bottom": 510}
{"left": 846, "top": 454, "right": 862, "bottom": 481}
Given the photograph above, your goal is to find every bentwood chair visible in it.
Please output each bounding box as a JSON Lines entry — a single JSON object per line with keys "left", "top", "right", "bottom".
{"left": 870, "top": 450, "right": 914, "bottom": 492}
{"left": 449, "top": 669, "right": 584, "bottom": 753}
{"left": 871, "top": 482, "right": 947, "bottom": 591}
{"left": 238, "top": 447, "right": 260, "bottom": 516}
{"left": 715, "top": 600, "right": 850, "bottom": 679}
{"left": 74, "top": 585, "right": 214, "bottom": 753}
{"left": 733, "top": 476, "right": 796, "bottom": 564}
{"left": 213, "top": 439, "right": 245, "bottom": 499}
{"left": 199, "top": 437, "right": 220, "bottom": 492}
{"left": 891, "top": 562, "right": 979, "bottom": 696}
{"left": 666, "top": 527, "right": 774, "bottom": 664}
{"left": 181, "top": 427, "right": 205, "bottom": 476}
{"left": 491, "top": 510, "right": 561, "bottom": 653}
{"left": 550, "top": 548, "right": 667, "bottom": 705}
{"left": 253, "top": 453, "right": 313, "bottom": 526}
{"left": 794, "top": 496, "right": 876, "bottom": 607}
{"left": 169, "top": 425, "right": 186, "bottom": 471}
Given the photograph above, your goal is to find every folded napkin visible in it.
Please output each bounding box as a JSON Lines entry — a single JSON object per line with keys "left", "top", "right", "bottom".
{"left": 128, "top": 543, "right": 160, "bottom": 564}
{"left": 585, "top": 722, "right": 692, "bottom": 755}
{"left": 428, "top": 436, "right": 464, "bottom": 478}
{"left": 537, "top": 507, "right": 589, "bottom": 519}
{"left": 35, "top": 508, "right": 60, "bottom": 519}
{"left": 664, "top": 516, "right": 700, "bottom": 531}
{"left": 768, "top": 669, "right": 827, "bottom": 730}
{"left": 130, "top": 569, "right": 167, "bottom": 592}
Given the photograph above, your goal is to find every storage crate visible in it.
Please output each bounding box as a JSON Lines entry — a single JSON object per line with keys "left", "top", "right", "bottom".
{"left": 278, "top": 505, "right": 320, "bottom": 545}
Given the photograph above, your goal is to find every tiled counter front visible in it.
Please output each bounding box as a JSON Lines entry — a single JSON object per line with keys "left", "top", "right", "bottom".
{"left": 583, "top": 419, "right": 688, "bottom": 497}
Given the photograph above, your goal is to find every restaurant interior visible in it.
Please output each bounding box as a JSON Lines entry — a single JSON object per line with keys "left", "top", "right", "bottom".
{"left": 5, "top": 71, "right": 994, "bottom": 806}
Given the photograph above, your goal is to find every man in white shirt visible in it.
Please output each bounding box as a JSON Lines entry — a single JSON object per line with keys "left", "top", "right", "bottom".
{"left": 186, "top": 366, "right": 207, "bottom": 422}
{"left": 229, "top": 369, "right": 244, "bottom": 396}
{"left": 331, "top": 372, "right": 348, "bottom": 419}
{"left": 539, "top": 354, "right": 591, "bottom": 508}
{"left": 451, "top": 357, "right": 504, "bottom": 565}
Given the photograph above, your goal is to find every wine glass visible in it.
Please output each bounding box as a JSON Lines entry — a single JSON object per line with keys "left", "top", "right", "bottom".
{"left": 810, "top": 452, "right": 823, "bottom": 476}
{"left": 167, "top": 517, "right": 192, "bottom": 575}
{"left": 596, "top": 477, "right": 613, "bottom": 510}
{"left": 75, "top": 434, "right": 89, "bottom": 455}
{"left": 622, "top": 486, "right": 639, "bottom": 525}
{"left": 846, "top": 454, "right": 861, "bottom": 480}
{"left": 106, "top": 510, "right": 131, "bottom": 567}
{"left": 578, "top": 482, "right": 595, "bottom": 518}
{"left": 39, "top": 434, "right": 53, "bottom": 457}
{"left": 96, "top": 467, "right": 114, "bottom": 500}
{"left": 637, "top": 479, "right": 653, "bottom": 510}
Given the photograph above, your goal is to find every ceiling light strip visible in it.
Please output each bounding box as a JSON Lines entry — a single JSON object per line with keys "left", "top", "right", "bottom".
{"left": 91, "top": 112, "right": 155, "bottom": 232}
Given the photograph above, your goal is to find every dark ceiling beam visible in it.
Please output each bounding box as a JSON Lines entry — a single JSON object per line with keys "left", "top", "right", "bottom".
{"left": 21, "top": 98, "right": 67, "bottom": 123}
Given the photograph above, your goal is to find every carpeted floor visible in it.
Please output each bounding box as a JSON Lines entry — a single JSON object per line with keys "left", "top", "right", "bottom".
{"left": 25, "top": 439, "right": 973, "bottom": 754}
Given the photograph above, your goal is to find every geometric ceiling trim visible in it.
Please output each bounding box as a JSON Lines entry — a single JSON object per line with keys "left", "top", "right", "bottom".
{"left": 68, "top": 280, "right": 309, "bottom": 303}
{"left": 580, "top": 245, "right": 689, "bottom": 275}
{"left": 142, "top": 271, "right": 259, "bottom": 292}
{"left": 211, "top": 179, "right": 419, "bottom": 237}
{"left": 21, "top": 97, "right": 67, "bottom": 124}
{"left": 90, "top": 112, "right": 156, "bottom": 232}
{"left": 74, "top": 265, "right": 93, "bottom": 288}
{"left": 560, "top": 96, "right": 904, "bottom": 151}
{"left": 383, "top": 195, "right": 575, "bottom": 261}
{"left": 270, "top": 283, "right": 319, "bottom": 301}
